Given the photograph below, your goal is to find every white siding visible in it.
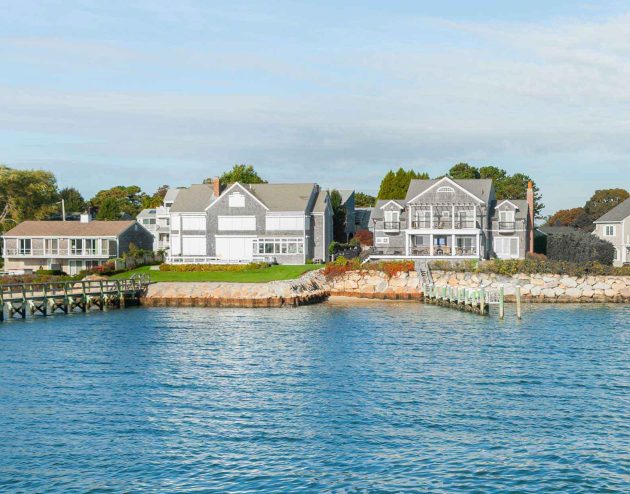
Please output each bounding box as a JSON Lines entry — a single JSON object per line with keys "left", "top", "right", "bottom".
{"left": 181, "top": 236, "right": 206, "bottom": 255}
{"left": 266, "top": 215, "right": 305, "bottom": 231}
{"left": 216, "top": 237, "right": 254, "bottom": 261}
{"left": 181, "top": 216, "right": 206, "bottom": 231}
{"left": 218, "top": 216, "right": 256, "bottom": 231}
{"left": 170, "top": 235, "right": 181, "bottom": 255}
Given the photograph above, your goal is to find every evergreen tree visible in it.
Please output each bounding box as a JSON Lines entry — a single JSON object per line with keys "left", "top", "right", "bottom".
{"left": 330, "top": 190, "right": 347, "bottom": 242}
{"left": 377, "top": 168, "right": 429, "bottom": 200}
{"left": 59, "top": 187, "right": 86, "bottom": 213}
{"left": 95, "top": 197, "right": 122, "bottom": 220}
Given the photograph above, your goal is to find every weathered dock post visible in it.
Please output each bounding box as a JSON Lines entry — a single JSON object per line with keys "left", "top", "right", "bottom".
{"left": 480, "top": 288, "right": 486, "bottom": 315}
{"left": 499, "top": 286, "right": 505, "bottom": 320}
{"left": 515, "top": 286, "right": 522, "bottom": 320}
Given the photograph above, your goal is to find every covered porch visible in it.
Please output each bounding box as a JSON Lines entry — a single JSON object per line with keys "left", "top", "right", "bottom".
{"left": 405, "top": 233, "right": 481, "bottom": 258}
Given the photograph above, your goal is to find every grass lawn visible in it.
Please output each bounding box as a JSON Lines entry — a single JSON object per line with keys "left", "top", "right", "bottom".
{"left": 111, "top": 264, "right": 321, "bottom": 283}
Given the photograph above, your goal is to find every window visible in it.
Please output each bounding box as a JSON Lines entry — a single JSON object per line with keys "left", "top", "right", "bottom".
{"left": 437, "top": 186, "right": 454, "bottom": 193}
{"left": 456, "top": 236, "right": 475, "bottom": 248}
{"left": 499, "top": 210, "right": 515, "bottom": 222}
{"left": 494, "top": 237, "right": 519, "bottom": 258}
{"left": 45, "top": 238, "right": 58, "bottom": 255}
{"left": 604, "top": 225, "right": 616, "bottom": 236}
{"left": 181, "top": 216, "right": 206, "bottom": 231}
{"left": 19, "top": 238, "right": 31, "bottom": 255}
{"left": 266, "top": 216, "right": 305, "bottom": 231}
{"left": 71, "top": 239, "right": 83, "bottom": 255}
{"left": 384, "top": 210, "right": 399, "bottom": 223}
{"left": 614, "top": 248, "right": 619, "bottom": 261}
{"left": 218, "top": 216, "right": 256, "bottom": 231}
{"left": 253, "top": 238, "right": 304, "bottom": 255}
{"left": 412, "top": 235, "right": 429, "bottom": 246}
{"left": 375, "top": 237, "right": 390, "bottom": 245}
{"left": 85, "top": 239, "right": 98, "bottom": 255}
{"left": 142, "top": 218, "right": 156, "bottom": 225}
{"left": 229, "top": 192, "right": 245, "bottom": 208}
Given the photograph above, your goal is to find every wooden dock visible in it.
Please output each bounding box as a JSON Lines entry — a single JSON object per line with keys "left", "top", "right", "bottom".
{"left": 0, "top": 276, "right": 150, "bottom": 322}
{"left": 422, "top": 283, "right": 521, "bottom": 319}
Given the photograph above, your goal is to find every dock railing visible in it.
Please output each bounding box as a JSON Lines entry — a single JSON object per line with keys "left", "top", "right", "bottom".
{"left": 422, "top": 283, "right": 521, "bottom": 319}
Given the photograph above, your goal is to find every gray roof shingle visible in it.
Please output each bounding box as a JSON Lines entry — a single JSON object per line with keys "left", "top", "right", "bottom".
{"left": 594, "top": 198, "right": 630, "bottom": 223}
{"left": 4, "top": 220, "right": 138, "bottom": 237}
{"left": 405, "top": 178, "right": 494, "bottom": 203}
{"left": 247, "top": 183, "right": 317, "bottom": 212}
{"left": 170, "top": 184, "right": 214, "bottom": 212}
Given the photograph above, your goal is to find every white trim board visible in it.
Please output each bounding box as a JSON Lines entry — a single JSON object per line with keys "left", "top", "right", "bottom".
{"left": 205, "top": 182, "right": 269, "bottom": 211}
{"left": 407, "top": 176, "right": 484, "bottom": 204}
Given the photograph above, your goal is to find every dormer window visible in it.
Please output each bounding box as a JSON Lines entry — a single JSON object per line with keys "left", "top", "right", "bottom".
{"left": 437, "top": 186, "right": 454, "bottom": 193}
{"left": 229, "top": 192, "right": 245, "bottom": 208}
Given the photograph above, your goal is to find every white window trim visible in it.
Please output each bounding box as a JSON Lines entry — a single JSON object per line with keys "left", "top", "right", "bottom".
{"left": 375, "top": 237, "right": 390, "bottom": 245}
{"left": 604, "top": 225, "right": 616, "bottom": 237}
{"left": 437, "top": 186, "right": 455, "bottom": 193}
{"left": 493, "top": 236, "right": 519, "bottom": 258}
{"left": 217, "top": 215, "right": 257, "bottom": 231}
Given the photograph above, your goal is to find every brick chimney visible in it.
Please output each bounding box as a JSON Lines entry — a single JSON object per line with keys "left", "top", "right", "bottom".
{"left": 212, "top": 177, "right": 221, "bottom": 198}
{"left": 527, "top": 180, "right": 535, "bottom": 254}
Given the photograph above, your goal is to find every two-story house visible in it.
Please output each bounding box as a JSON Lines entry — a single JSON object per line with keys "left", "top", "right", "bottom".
{"left": 369, "top": 176, "right": 533, "bottom": 261}
{"left": 1, "top": 215, "right": 153, "bottom": 275}
{"left": 594, "top": 198, "right": 630, "bottom": 266}
{"left": 137, "top": 187, "right": 181, "bottom": 251}
{"left": 167, "top": 181, "right": 333, "bottom": 264}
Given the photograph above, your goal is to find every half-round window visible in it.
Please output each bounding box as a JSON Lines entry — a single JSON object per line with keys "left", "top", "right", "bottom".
{"left": 437, "top": 186, "right": 455, "bottom": 193}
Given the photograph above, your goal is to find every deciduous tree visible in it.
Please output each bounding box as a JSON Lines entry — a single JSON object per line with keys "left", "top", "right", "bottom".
{"left": 448, "top": 163, "right": 480, "bottom": 179}
{"left": 207, "top": 164, "right": 267, "bottom": 187}
{"left": 354, "top": 192, "right": 376, "bottom": 207}
{"left": 90, "top": 185, "right": 148, "bottom": 218}
{"left": 59, "top": 187, "right": 86, "bottom": 213}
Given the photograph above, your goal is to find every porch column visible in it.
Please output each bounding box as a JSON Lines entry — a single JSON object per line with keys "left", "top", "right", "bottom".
{"left": 430, "top": 234, "right": 434, "bottom": 256}
{"left": 476, "top": 233, "right": 480, "bottom": 258}
{"left": 430, "top": 205, "right": 434, "bottom": 228}
{"left": 452, "top": 234, "right": 456, "bottom": 256}
{"left": 405, "top": 232, "right": 410, "bottom": 256}
{"left": 452, "top": 205, "right": 455, "bottom": 229}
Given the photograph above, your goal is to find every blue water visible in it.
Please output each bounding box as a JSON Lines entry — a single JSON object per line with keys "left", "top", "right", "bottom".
{"left": 0, "top": 302, "right": 628, "bottom": 493}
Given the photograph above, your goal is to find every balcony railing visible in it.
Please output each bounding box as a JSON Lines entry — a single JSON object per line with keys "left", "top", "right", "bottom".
{"left": 498, "top": 221, "right": 516, "bottom": 231}
{"left": 411, "top": 219, "right": 478, "bottom": 230}
{"left": 5, "top": 248, "right": 110, "bottom": 257}
{"left": 383, "top": 221, "right": 401, "bottom": 231}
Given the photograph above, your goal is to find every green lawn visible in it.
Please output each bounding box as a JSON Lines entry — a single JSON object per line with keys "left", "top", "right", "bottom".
{"left": 111, "top": 264, "right": 321, "bottom": 283}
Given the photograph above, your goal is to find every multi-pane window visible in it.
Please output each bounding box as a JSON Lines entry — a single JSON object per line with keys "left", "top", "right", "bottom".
{"left": 375, "top": 237, "right": 390, "bottom": 245}
{"left": 85, "top": 239, "right": 98, "bottom": 255}
{"left": 604, "top": 225, "right": 615, "bottom": 236}
{"left": 45, "top": 239, "right": 59, "bottom": 255}
{"left": 19, "top": 238, "right": 31, "bottom": 255}
{"left": 71, "top": 239, "right": 83, "bottom": 255}
{"left": 229, "top": 192, "right": 245, "bottom": 208}
{"left": 494, "top": 237, "right": 519, "bottom": 258}
{"left": 253, "top": 238, "right": 304, "bottom": 255}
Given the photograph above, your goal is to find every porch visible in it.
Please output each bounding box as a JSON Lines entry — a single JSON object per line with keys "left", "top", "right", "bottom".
{"left": 405, "top": 233, "right": 481, "bottom": 258}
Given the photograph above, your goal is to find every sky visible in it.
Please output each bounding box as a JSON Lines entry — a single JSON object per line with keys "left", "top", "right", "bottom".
{"left": 1, "top": 0, "right": 630, "bottom": 215}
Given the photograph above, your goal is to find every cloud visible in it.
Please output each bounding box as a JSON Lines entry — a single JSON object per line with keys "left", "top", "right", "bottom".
{"left": 1, "top": 8, "right": 630, "bottom": 211}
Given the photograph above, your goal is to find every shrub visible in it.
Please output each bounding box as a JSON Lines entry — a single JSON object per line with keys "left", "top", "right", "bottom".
{"left": 547, "top": 232, "right": 615, "bottom": 265}
{"left": 36, "top": 269, "right": 66, "bottom": 276}
{"left": 159, "top": 262, "right": 270, "bottom": 272}
{"left": 323, "top": 257, "right": 414, "bottom": 279}
{"left": 354, "top": 229, "right": 373, "bottom": 246}
{"left": 429, "top": 258, "right": 630, "bottom": 277}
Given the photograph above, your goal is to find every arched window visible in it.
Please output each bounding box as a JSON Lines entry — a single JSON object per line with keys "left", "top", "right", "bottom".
{"left": 437, "top": 186, "right": 455, "bottom": 193}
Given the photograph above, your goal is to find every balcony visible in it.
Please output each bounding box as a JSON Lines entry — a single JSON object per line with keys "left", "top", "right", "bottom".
{"left": 5, "top": 248, "right": 111, "bottom": 258}
{"left": 410, "top": 219, "right": 478, "bottom": 230}
{"left": 383, "top": 221, "right": 401, "bottom": 232}
{"left": 498, "top": 221, "right": 516, "bottom": 232}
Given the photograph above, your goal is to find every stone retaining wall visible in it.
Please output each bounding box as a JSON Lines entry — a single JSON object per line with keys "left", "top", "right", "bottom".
{"left": 141, "top": 270, "right": 329, "bottom": 308}
{"left": 328, "top": 270, "right": 423, "bottom": 300}
{"left": 431, "top": 270, "right": 630, "bottom": 303}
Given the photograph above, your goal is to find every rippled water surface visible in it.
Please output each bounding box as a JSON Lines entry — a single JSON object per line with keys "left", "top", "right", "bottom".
{"left": 0, "top": 302, "right": 629, "bottom": 493}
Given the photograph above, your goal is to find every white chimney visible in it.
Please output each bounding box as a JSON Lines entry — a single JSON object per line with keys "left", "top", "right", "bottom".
{"left": 80, "top": 213, "right": 92, "bottom": 223}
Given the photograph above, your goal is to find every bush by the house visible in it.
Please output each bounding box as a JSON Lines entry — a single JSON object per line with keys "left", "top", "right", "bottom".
{"left": 323, "top": 256, "right": 415, "bottom": 279}
{"left": 159, "top": 262, "right": 270, "bottom": 272}
{"left": 354, "top": 229, "right": 373, "bottom": 247}
{"left": 429, "top": 257, "right": 630, "bottom": 277}
{"left": 547, "top": 231, "right": 615, "bottom": 265}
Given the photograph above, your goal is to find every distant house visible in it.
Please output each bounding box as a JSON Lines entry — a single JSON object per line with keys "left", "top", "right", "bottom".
{"left": 1, "top": 215, "right": 153, "bottom": 275}
{"left": 338, "top": 190, "right": 356, "bottom": 240}
{"left": 355, "top": 207, "right": 372, "bottom": 231}
{"left": 593, "top": 198, "right": 630, "bottom": 266}
{"left": 369, "top": 176, "right": 534, "bottom": 260}
{"left": 137, "top": 187, "right": 181, "bottom": 251}
{"left": 167, "top": 180, "right": 333, "bottom": 264}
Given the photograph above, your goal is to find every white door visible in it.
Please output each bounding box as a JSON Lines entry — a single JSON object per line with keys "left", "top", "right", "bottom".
{"left": 215, "top": 237, "right": 253, "bottom": 261}
{"left": 68, "top": 260, "right": 83, "bottom": 275}
{"left": 494, "top": 237, "right": 519, "bottom": 259}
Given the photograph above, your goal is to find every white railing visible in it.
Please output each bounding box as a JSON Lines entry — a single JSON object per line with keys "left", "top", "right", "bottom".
{"left": 166, "top": 256, "right": 252, "bottom": 265}
{"left": 5, "top": 248, "right": 110, "bottom": 257}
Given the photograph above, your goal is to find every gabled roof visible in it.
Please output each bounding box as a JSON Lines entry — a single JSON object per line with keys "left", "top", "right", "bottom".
{"left": 3, "top": 220, "right": 138, "bottom": 237}
{"left": 312, "top": 189, "right": 330, "bottom": 213}
{"left": 594, "top": 198, "right": 630, "bottom": 223}
{"left": 170, "top": 184, "right": 214, "bottom": 213}
{"left": 137, "top": 208, "right": 156, "bottom": 217}
{"left": 338, "top": 190, "right": 355, "bottom": 205}
{"left": 247, "top": 183, "right": 317, "bottom": 212}
{"left": 163, "top": 188, "right": 182, "bottom": 203}
{"left": 496, "top": 199, "right": 519, "bottom": 209}
{"left": 405, "top": 177, "right": 493, "bottom": 204}
{"left": 537, "top": 225, "right": 578, "bottom": 236}
{"left": 493, "top": 199, "right": 529, "bottom": 220}
{"left": 379, "top": 199, "right": 404, "bottom": 209}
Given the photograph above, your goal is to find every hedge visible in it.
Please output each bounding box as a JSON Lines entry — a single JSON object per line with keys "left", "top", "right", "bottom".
{"left": 159, "top": 262, "right": 270, "bottom": 272}
{"left": 547, "top": 232, "right": 615, "bottom": 265}
{"left": 429, "top": 257, "right": 630, "bottom": 277}
{"left": 323, "top": 256, "right": 415, "bottom": 278}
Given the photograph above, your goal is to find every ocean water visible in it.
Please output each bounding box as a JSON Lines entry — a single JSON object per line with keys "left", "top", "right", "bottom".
{"left": 0, "top": 301, "right": 628, "bottom": 493}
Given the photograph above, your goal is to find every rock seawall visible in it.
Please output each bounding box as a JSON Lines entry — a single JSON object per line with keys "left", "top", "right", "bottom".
{"left": 142, "top": 270, "right": 329, "bottom": 308}
{"left": 431, "top": 270, "right": 630, "bottom": 303}
{"left": 328, "top": 270, "right": 423, "bottom": 300}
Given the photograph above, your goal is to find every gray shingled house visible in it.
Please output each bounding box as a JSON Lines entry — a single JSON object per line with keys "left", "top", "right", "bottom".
{"left": 369, "top": 176, "right": 534, "bottom": 261}
{"left": 2, "top": 215, "right": 153, "bottom": 275}
{"left": 593, "top": 198, "right": 630, "bottom": 266}
{"left": 168, "top": 181, "right": 333, "bottom": 264}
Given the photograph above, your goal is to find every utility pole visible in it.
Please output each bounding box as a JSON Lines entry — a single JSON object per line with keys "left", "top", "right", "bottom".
{"left": 59, "top": 199, "right": 66, "bottom": 221}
